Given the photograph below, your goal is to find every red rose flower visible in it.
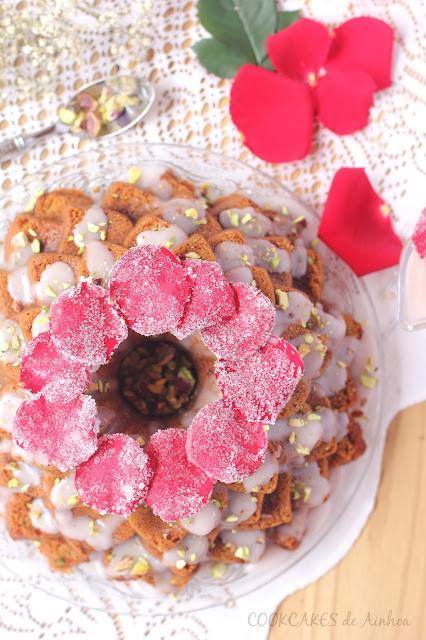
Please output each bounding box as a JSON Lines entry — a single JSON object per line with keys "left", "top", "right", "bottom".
{"left": 230, "top": 17, "right": 394, "bottom": 162}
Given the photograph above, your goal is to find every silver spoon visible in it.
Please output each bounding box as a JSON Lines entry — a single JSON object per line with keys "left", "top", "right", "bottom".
{"left": 0, "top": 75, "right": 155, "bottom": 157}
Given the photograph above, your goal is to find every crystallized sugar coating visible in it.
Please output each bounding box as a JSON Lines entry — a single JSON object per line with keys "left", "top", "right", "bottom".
{"left": 13, "top": 394, "right": 99, "bottom": 471}
{"left": 172, "top": 259, "right": 236, "bottom": 339}
{"left": 215, "top": 336, "right": 304, "bottom": 422}
{"left": 109, "top": 245, "right": 191, "bottom": 336}
{"left": 201, "top": 282, "right": 275, "bottom": 360}
{"left": 413, "top": 209, "right": 426, "bottom": 259}
{"left": 20, "top": 332, "right": 91, "bottom": 401}
{"left": 186, "top": 400, "right": 267, "bottom": 483}
{"left": 146, "top": 428, "right": 214, "bottom": 521}
{"left": 49, "top": 281, "right": 127, "bottom": 367}
{"left": 75, "top": 434, "right": 153, "bottom": 516}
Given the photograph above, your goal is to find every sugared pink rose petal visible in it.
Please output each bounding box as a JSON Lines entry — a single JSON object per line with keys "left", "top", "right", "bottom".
{"left": 109, "top": 246, "right": 191, "bottom": 336}
{"left": 146, "top": 428, "right": 214, "bottom": 521}
{"left": 186, "top": 400, "right": 267, "bottom": 483}
{"left": 75, "top": 434, "right": 152, "bottom": 516}
{"left": 201, "top": 282, "right": 275, "bottom": 360}
{"left": 49, "top": 281, "right": 127, "bottom": 367}
{"left": 172, "top": 259, "right": 236, "bottom": 339}
{"left": 20, "top": 332, "right": 91, "bottom": 401}
{"left": 13, "top": 394, "right": 99, "bottom": 471}
{"left": 413, "top": 209, "right": 426, "bottom": 259}
{"left": 215, "top": 336, "right": 304, "bottom": 422}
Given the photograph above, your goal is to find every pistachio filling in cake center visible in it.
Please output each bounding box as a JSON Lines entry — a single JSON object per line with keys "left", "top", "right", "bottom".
{"left": 118, "top": 339, "right": 198, "bottom": 417}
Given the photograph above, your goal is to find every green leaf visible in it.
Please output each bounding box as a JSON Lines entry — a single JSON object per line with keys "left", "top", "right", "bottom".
{"left": 198, "top": 0, "right": 277, "bottom": 65}
{"left": 276, "top": 10, "right": 301, "bottom": 31}
{"left": 192, "top": 38, "right": 250, "bottom": 78}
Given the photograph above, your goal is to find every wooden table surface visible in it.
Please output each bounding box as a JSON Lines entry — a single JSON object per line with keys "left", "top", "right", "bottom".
{"left": 269, "top": 402, "right": 426, "bottom": 640}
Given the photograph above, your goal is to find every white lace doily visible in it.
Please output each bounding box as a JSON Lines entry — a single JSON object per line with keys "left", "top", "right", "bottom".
{"left": 0, "top": 1, "right": 425, "bottom": 638}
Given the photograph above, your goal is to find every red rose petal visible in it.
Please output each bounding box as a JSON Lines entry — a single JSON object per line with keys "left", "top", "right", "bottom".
{"left": 20, "top": 332, "right": 91, "bottom": 401}
{"left": 75, "top": 434, "right": 152, "bottom": 516}
{"left": 267, "top": 18, "right": 331, "bottom": 81}
{"left": 315, "top": 69, "right": 375, "bottom": 134}
{"left": 230, "top": 64, "right": 313, "bottom": 162}
{"left": 412, "top": 209, "right": 426, "bottom": 259}
{"left": 186, "top": 400, "right": 267, "bottom": 483}
{"left": 201, "top": 282, "right": 275, "bottom": 360}
{"left": 327, "top": 17, "right": 394, "bottom": 90}
{"left": 109, "top": 246, "right": 190, "bottom": 336}
{"left": 49, "top": 281, "right": 127, "bottom": 367}
{"left": 13, "top": 394, "right": 99, "bottom": 471}
{"left": 318, "top": 168, "right": 403, "bottom": 276}
{"left": 172, "top": 259, "right": 236, "bottom": 339}
{"left": 146, "top": 428, "right": 214, "bottom": 522}
{"left": 215, "top": 336, "right": 304, "bottom": 423}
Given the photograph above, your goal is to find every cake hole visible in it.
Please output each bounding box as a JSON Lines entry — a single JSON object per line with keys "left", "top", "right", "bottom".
{"left": 118, "top": 339, "right": 197, "bottom": 417}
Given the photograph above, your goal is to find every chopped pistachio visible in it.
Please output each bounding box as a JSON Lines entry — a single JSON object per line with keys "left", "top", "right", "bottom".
{"left": 58, "top": 107, "right": 77, "bottom": 125}
{"left": 304, "top": 333, "right": 314, "bottom": 344}
{"left": 31, "top": 238, "right": 41, "bottom": 253}
{"left": 87, "top": 222, "right": 100, "bottom": 233}
{"left": 165, "top": 236, "right": 175, "bottom": 249}
{"left": 189, "top": 553, "right": 197, "bottom": 563}
{"left": 298, "top": 343, "right": 311, "bottom": 357}
{"left": 289, "top": 417, "right": 305, "bottom": 427}
{"left": 293, "top": 215, "right": 305, "bottom": 224}
{"left": 296, "top": 444, "right": 311, "bottom": 456}
{"left": 270, "top": 253, "right": 281, "bottom": 270}
{"left": 128, "top": 166, "right": 141, "bottom": 184}
{"left": 184, "top": 207, "right": 199, "bottom": 220}
{"left": 114, "top": 555, "right": 134, "bottom": 573}
{"left": 241, "top": 213, "right": 253, "bottom": 224}
{"left": 100, "top": 230, "right": 107, "bottom": 241}
{"left": 307, "top": 413, "right": 321, "bottom": 421}
{"left": 131, "top": 556, "right": 150, "bottom": 576}
{"left": 88, "top": 519, "right": 98, "bottom": 535}
{"left": 365, "top": 357, "right": 375, "bottom": 373}
{"left": 8, "top": 478, "right": 20, "bottom": 488}
{"left": 289, "top": 431, "right": 297, "bottom": 444}
{"left": 185, "top": 251, "right": 200, "bottom": 259}
{"left": 360, "top": 373, "right": 377, "bottom": 389}
{"left": 275, "top": 289, "right": 289, "bottom": 310}
{"left": 310, "top": 238, "right": 319, "bottom": 248}
{"left": 211, "top": 562, "right": 226, "bottom": 579}
{"left": 229, "top": 211, "right": 240, "bottom": 227}
{"left": 67, "top": 494, "right": 80, "bottom": 506}
{"left": 240, "top": 253, "right": 251, "bottom": 266}
{"left": 337, "top": 360, "right": 347, "bottom": 368}
{"left": 234, "top": 545, "right": 250, "bottom": 561}
{"left": 175, "top": 559, "right": 186, "bottom": 570}
{"left": 303, "top": 486, "right": 312, "bottom": 503}
{"left": 225, "top": 514, "right": 238, "bottom": 523}
{"left": 44, "top": 285, "right": 57, "bottom": 298}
